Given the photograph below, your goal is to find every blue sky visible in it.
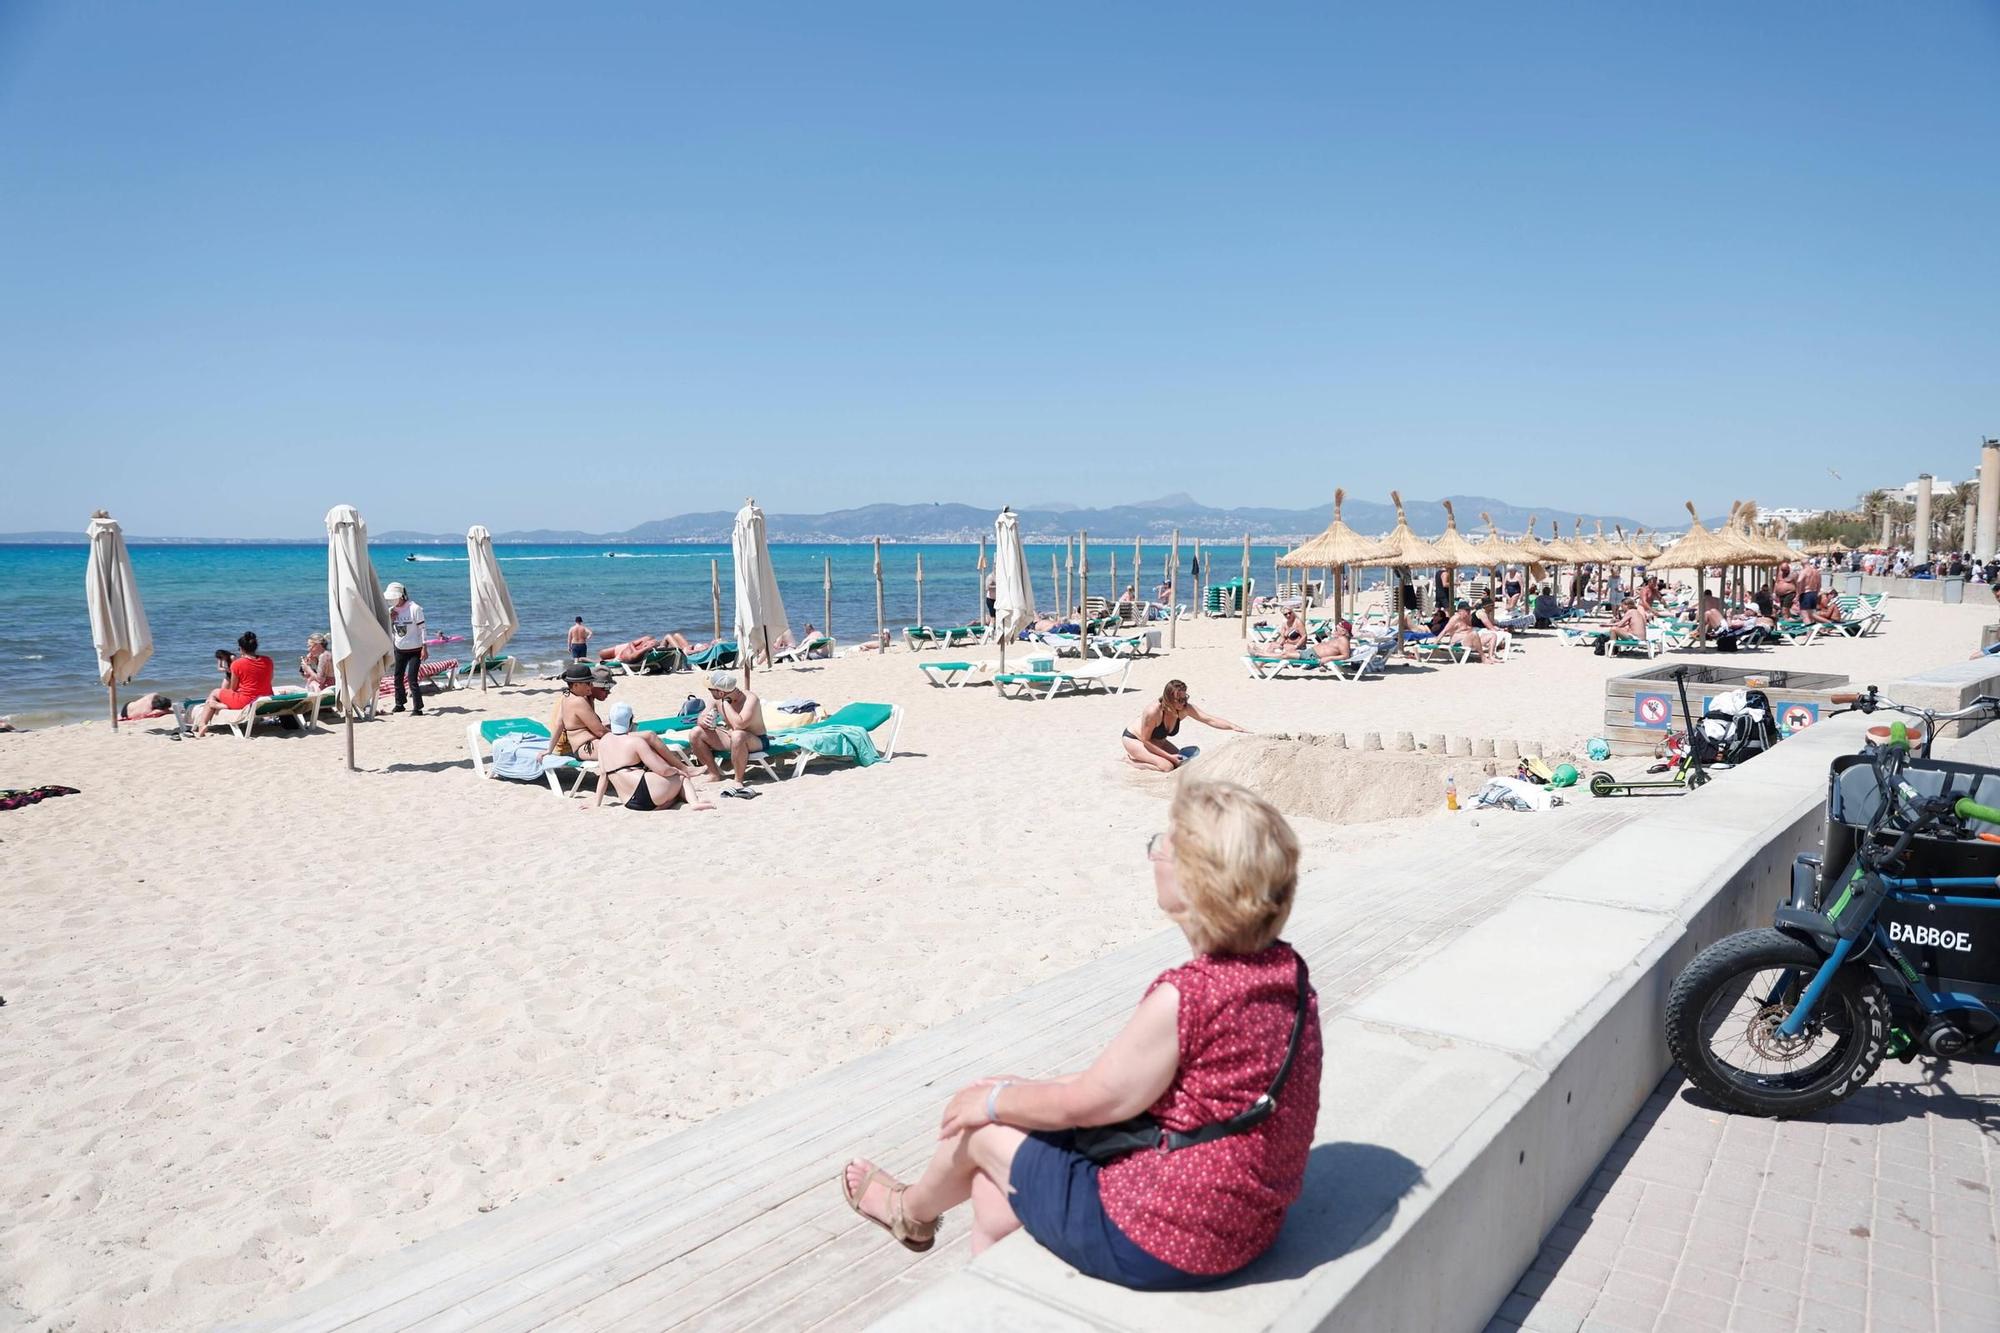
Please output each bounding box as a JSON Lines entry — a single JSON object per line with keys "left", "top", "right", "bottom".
{"left": 1, "top": 1, "right": 1995, "bottom": 536}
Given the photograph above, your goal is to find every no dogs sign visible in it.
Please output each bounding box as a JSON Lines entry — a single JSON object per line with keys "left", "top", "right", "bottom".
{"left": 1634, "top": 693, "right": 1672, "bottom": 728}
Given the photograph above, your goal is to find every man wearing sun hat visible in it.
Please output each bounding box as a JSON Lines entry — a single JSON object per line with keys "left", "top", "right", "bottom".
{"left": 384, "top": 581, "right": 427, "bottom": 715}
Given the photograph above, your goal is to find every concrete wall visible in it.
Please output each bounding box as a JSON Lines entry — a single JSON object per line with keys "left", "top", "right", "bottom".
{"left": 876, "top": 720, "right": 1859, "bottom": 1333}
{"left": 1856, "top": 574, "right": 1974, "bottom": 604}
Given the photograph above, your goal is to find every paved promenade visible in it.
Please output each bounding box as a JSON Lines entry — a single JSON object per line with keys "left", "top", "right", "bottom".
{"left": 1495, "top": 722, "right": 2000, "bottom": 1333}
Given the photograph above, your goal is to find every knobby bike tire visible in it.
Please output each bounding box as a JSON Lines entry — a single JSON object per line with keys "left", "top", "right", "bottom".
{"left": 1665, "top": 927, "right": 1888, "bottom": 1117}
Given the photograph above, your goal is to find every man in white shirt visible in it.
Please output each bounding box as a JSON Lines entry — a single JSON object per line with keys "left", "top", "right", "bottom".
{"left": 385, "top": 581, "right": 428, "bottom": 714}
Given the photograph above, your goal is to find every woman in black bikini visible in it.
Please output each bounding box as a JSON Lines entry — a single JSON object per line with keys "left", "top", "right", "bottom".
{"left": 589, "top": 703, "right": 714, "bottom": 812}
{"left": 1121, "top": 679, "right": 1249, "bottom": 773}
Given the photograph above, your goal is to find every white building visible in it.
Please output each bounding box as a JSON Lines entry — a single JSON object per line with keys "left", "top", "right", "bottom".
{"left": 1759, "top": 506, "right": 1822, "bottom": 527}
{"left": 1900, "top": 477, "right": 1959, "bottom": 499}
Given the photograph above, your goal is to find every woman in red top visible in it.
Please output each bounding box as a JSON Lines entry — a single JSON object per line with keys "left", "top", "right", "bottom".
{"left": 191, "top": 631, "right": 275, "bottom": 737}
{"left": 840, "top": 780, "right": 1321, "bottom": 1288}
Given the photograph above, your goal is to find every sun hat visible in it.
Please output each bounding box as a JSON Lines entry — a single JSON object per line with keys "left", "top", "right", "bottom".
{"left": 384, "top": 582, "right": 407, "bottom": 602}
{"left": 590, "top": 666, "right": 617, "bottom": 690}
{"left": 561, "top": 661, "right": 594, "bottom": 685}
{"left": 709, "top": 670, "right": 738, "bottom": 691}
{"left": 607, "top": 701, "right": 635, "bottom": 733}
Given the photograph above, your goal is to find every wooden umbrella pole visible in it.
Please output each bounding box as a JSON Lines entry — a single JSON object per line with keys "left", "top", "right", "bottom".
{"left": 1239, "top": 532, "right": 1251, "bottom": 639}
{"left": 1049, "top": 549, "right": 1058, "bottom": 610}
{"left": 823, "top": 557, "right": 832, "bottom": 640}
{"left": 345, "top": 710, "right": 356, "bottom": 773}
{"left": 1079, "top": 531, "right": 1089, "bottom": 623}
{"left": 873, "top": 537, "right": 885, "bottom": 645}
{"left": 915, "top": 551, "right": 925, "bottom": 629}
{"left": 1110, "top": 551, "right": 1118, "bottom": 625}
{"left": 108, "top": 683, "right": 118, "bottom": 728}
{"left": 710, "top": 559, "right": 721, "bottom": 638}
{"left": 1168, "top": 528, "right": 1180, "bottom": 648}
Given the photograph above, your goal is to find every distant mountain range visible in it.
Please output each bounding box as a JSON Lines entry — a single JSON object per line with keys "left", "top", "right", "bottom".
{"left": 4, "top": 493, "right": 1661, "bottom": 545}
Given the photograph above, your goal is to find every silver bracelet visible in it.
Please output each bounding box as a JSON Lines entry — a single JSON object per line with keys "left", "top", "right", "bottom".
{"left": 985, "top": 1080, "right": 1014, "bottom": 1125}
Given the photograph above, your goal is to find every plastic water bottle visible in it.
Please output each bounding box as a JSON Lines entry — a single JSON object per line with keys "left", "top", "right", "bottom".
{"left": 1445, "top": 774, "right": 1459, "bottom": 811}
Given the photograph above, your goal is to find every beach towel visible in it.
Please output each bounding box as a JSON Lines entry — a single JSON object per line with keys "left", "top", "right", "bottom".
{"left": 1472, "top": 776, "right": 1557, "bottom": 812}
{"left": 490, "top": 733, "right": 554, "bottom": 781}
{"left": 0, "top": 785, "right": 81, "bottom": 811}
{"left": 776, "top": 723, "right": 879, "bottom": 766}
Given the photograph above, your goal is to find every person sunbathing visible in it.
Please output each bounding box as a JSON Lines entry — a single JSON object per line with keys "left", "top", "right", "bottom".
{"left": 589, "top": 703, "right": 714, "bottom": 812}
{"left": 1591, "top": 604, "right": 1650, "bottom": 656}
{"left": 299, "top": 634, "right": 334, "bottom": 689}
{"left": 550, "top": 661, "right": 608, "bottom": 760}
{"left": 1437, "top": 602, "right": 1498, "bottom": 663}
{"left": 1276, "top": 608, "right": 1308, "bottom": 653}
{"left": 1310, "top": 619, "right": 1355, "bottom": 663}
{"left": 191, "top": 632, "right": 274, "bottom": 736}
{"left": 124, "top": 692, "right": 177, "bottom": 722}
{"left": 689, "top": 670, "right": 767, "bottom": 797}
{"left": 839, "top": 781, "right": 1321, "bottom": 1290}
{"left": 1808, "top": 595, "right": 1847, "bottom": 628}
{"left": 1121, "top": 680, "right": 1249, "bottom": 773}
{"left": 600, "top": 634, "right": 659, "bottom": 664}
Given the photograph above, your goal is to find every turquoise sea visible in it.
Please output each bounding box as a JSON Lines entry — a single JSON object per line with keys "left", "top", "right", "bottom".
{"left": 2, "top": 540, "right": 1307, "bottom": 725}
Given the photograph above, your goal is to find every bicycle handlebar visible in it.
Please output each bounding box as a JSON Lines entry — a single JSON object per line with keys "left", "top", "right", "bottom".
{"left": 1956, "top": 798, "right": 2000, "bottom": 825}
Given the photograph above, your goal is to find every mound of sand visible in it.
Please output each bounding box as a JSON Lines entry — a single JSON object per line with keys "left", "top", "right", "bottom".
{"left": 1192, "top": 734, "right": 1506, "bottom": 826}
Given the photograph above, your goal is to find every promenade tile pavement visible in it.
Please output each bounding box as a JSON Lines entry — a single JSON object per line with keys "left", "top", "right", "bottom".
{"left": 1498, "top": 688, "right": 2000, "bottom": 1333}
{"left": 1492, "top": 1063, "right": 2000, "bottom": 1333}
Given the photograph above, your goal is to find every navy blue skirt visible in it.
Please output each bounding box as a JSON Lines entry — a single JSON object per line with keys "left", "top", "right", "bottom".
{"left": 1007, "top": 1131, "right": 1210, "bottom": 1291}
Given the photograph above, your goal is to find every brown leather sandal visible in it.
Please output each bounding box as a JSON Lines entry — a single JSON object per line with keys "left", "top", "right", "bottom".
{"left": 840, "top": 1164, "right": 939, "bottom": 1253}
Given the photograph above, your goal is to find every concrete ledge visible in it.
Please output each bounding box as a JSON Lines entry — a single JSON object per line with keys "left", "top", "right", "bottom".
{"left": 1881, "top": 658, "right": 2000, "bottom": 737}
{"left": 876, "top": 717, "right": 1861, "bottom": 1333}
{"left": 1857, "top": 573, "right": 1972, "bottom": 604}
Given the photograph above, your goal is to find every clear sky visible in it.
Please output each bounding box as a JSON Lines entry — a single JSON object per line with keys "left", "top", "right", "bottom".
{"left": 2, "top": 1, "right": 1995, "bottom": 537}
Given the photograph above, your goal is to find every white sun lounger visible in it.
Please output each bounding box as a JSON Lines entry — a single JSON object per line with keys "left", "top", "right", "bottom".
{"left": 992, "top": 658, "right": 1133, "bottom": 700}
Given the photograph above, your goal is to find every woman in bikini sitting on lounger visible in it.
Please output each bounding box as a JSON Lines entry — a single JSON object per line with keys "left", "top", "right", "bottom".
{"left": 588, "top": 702, "right": 714, "bottom": 812}
{"left": 1121, "top": 679, "right": 1249, "bottom": 773}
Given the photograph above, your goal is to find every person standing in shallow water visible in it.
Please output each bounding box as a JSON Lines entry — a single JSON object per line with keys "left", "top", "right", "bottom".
{"left": 568, "top": 616, "right": 592, "bottom": 661}
{"left": 839, "top": 781, "right": 1321, "bottom": 1290}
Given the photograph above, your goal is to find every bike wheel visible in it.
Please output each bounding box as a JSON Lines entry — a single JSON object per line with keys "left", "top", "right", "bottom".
{"left": 1665, "top": 928, "right": 1887, "bottom": 1117}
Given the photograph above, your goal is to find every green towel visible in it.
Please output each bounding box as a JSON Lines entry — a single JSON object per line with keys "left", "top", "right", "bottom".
{"left": 774, "top": 722, "right": 880, "bottom": 766}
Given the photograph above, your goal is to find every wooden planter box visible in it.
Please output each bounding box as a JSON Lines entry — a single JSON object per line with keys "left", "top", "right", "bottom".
{"left": 1603, "top": 663, "right": 1851, "bottom": 755}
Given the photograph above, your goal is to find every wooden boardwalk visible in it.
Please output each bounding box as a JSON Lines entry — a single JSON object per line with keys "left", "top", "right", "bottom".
{"left": 239, "top": 801, "right": 1646, "bottom": 1333}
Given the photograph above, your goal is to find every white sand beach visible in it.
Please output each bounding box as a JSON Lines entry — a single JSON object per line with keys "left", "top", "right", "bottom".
{"left": 0, "top": 601, "right": 1987, "bottom": 1330}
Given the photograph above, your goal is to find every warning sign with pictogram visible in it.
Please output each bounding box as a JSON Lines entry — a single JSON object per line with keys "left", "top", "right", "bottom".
{"left": 1633, "top": 693, "right": 1672, "bottom": 729}
{"left": 1780, "top": 703, "right": 1818, "bottom": 735}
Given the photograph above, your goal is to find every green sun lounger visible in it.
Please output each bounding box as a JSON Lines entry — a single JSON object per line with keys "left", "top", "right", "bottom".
{"left": 465, "top": 717, "right": 597, "bottom": 795}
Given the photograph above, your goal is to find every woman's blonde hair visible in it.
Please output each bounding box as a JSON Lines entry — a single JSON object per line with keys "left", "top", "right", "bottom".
{"left": 1168, "top": 779, "right": 1300, "bottom": 955}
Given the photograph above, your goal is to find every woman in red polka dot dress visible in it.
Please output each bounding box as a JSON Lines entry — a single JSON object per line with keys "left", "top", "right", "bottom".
{"left": 840, "top": 780, "right": 1322, "bottom": 1289}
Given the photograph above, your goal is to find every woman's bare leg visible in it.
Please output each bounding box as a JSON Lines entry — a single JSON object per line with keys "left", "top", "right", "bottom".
{"left": 969, "top": 1169, "right": 1022, "bottom": 1255}
{"left": 1122, "top": 735, "right": 1176, "bottom": 773}
{"left": 845, "top": 1124, "right": 1026, "bottom": 1235}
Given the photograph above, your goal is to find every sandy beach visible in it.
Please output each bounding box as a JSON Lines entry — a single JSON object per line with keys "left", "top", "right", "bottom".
{"left": 0, "top": 600, "right": 1986, "bottom": 1331}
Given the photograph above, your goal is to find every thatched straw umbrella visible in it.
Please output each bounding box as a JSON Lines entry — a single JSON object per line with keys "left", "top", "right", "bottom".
{"left": 1276, "top": 488, "right": 1386, "bottom": 625}
{"left": 1651, "top": 502, "right": 1744, "bottom": 637}
{"left": 1359, "top": 491, "right": 1446, "bottom": 639}
{"left": 1477, "top": 512, "right": 1535, "bottom": 606}
{"left": 1428, "top": 500, "right": 1489, "bottom": 604}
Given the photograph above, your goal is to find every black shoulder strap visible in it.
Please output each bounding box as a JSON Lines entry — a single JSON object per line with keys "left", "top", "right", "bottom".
{"left": 1165, "top": 954, "right": 1310, "bottom": 1151}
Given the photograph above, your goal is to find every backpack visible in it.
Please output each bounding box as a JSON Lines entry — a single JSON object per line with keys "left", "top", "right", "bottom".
{"left": 679, "top": 694, "right": 705, "bottom": 718}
